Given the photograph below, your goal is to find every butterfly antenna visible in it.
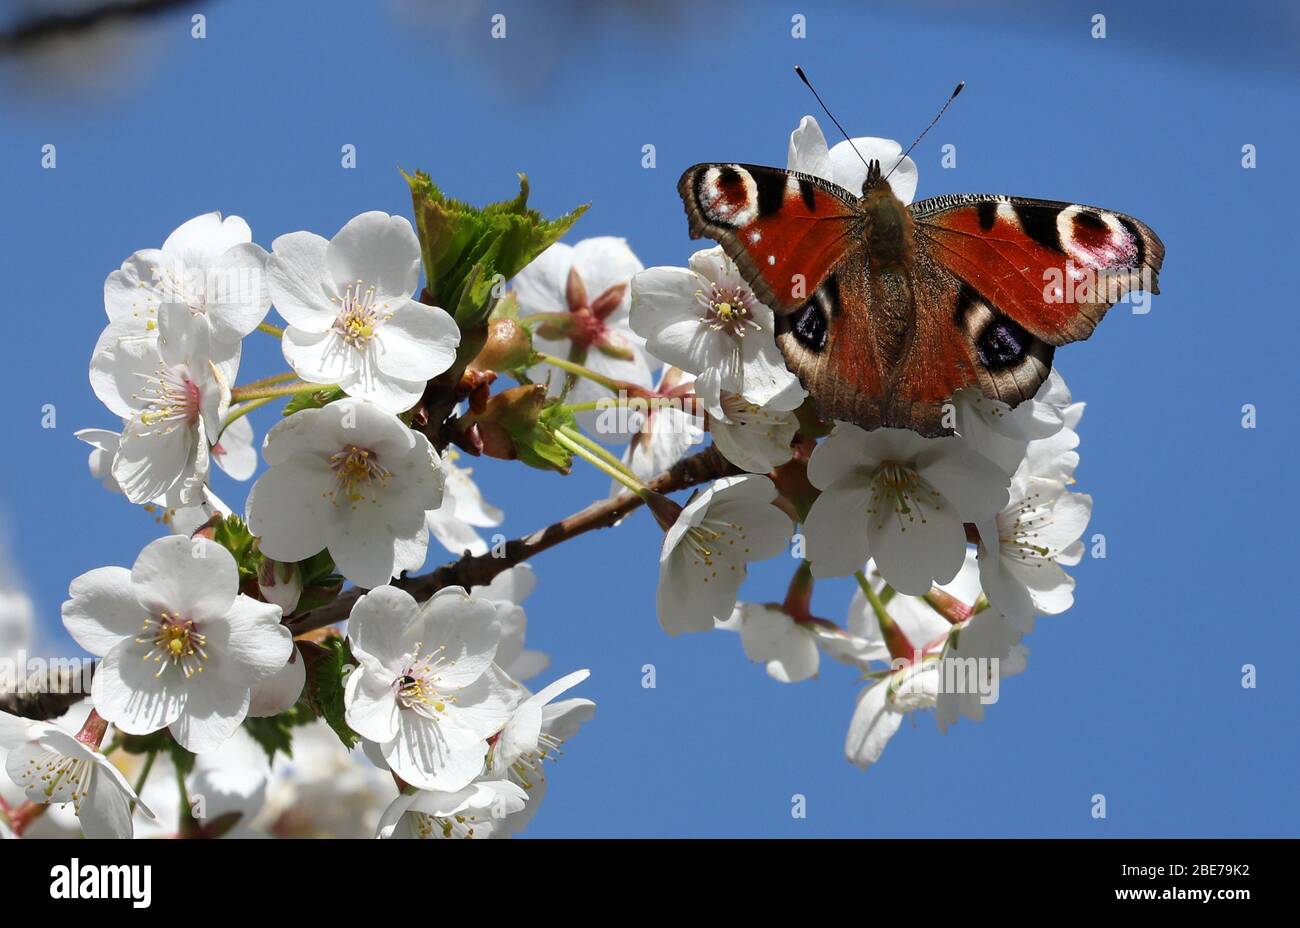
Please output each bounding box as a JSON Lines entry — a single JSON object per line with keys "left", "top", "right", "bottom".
{"left": 883, "top": 80, "right": 965, "bottom": 184}
{"left": 794, "top": 65, "right": 871, "bottom": 171}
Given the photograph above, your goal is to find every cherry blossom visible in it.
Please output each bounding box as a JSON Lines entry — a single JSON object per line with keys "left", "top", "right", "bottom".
{"left": 60, "top": 536, "right": 292, "bottom": 754}
{"left": 246, "top": 399, "right": 443, "bottom": 589}
{"left": 656, "top": 475, "right": 792, "bottom": 635}
{"left": 267, "top": 211, "right": 460, "bottom": 413}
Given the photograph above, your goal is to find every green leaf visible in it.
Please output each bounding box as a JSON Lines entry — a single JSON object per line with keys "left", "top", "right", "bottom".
{"left": 283, "top": 386, "right": 345, "bottom": 417}
{"left": 242, "top": 703, "right": 315, "bottom": 764}
{"left": 404, "top": 170, "right": 587, "bottom": 328}
{"left": 212, "top": 515, "right": 262, "bottom": 580}
{"left": 119, "top": 730, "right": 196, "bottom": 777}
{"left": 305, "top": 637, "right": 359, "bottom": 751}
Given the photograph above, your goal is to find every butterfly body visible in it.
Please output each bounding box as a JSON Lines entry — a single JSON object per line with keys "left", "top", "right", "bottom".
{"left": 678, "top": 160, "right": 1163, "bottom": 436}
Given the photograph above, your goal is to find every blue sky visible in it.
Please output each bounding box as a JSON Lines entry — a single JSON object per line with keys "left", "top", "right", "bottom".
{"left": 1, "top": 0, "right": 1296, "bottom": 837}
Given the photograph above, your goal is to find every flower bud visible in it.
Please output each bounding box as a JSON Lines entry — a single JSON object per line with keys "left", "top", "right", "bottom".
{"left": 258, "top": 558, "right": 302, "bottom": 615}
{"left": 469, "top": 317, "right": 534, "bottom": 373}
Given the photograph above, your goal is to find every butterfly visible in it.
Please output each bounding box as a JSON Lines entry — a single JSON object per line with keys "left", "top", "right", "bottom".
{"left": 677, "top": 155, "right": 1164, "bottom": 436}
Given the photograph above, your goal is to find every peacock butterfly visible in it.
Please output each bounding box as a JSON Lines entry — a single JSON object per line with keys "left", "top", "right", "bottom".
{"left": 677, "top": 78, "right": 1164, "bottom": 437}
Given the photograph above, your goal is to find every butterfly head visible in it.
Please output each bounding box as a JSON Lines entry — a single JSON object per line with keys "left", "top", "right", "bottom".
{"left": 861, "top": 158, "right": 885, "bottom": 195}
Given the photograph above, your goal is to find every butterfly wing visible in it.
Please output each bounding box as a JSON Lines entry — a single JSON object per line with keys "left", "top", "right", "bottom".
{"left": 678, "top": 163, "right": 860, "bottom": 314}
{"left": 910, "top": 194, "right": 1165, "bottom": 345}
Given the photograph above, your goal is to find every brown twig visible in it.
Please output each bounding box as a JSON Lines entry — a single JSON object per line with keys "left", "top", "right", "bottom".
{"left": 0, "top": 0, "right": 214, "bottom": 55}
{"left": 288, "top": 444, "right": 736, "bottom": 636}
{"left": 0, "top": 663, "right": 95, "bottom": 721}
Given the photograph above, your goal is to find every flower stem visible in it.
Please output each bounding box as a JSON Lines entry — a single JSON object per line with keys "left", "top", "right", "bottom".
{"left": 235, "top": 370, "right": 299, "bottom": 391}
{"left": 231, "top": 381, "right": 332, "bottom": 402}
{"left": 130, "top": 750, "right": 157, "bottom": 814}
{"left": 557, "top": 425, "right": 641, "bottom": 483}
{"left": 256, "top": 321, "right": 284, "bottom": 337}
{"left": 218, "top": 395, "right": 278, "bottom": 439}
{"left": 535, "top": 352, "right": 623, "bottom": 393}
{"left": 854, "top": 570, "right": 915, "bottom": 663}
{"left": 551, "top": 429, "right": 647, "bottom": 496}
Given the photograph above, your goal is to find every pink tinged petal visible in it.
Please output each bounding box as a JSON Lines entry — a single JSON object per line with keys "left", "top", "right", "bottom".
{"left": 345, "top": 662, "right": 402, "bottom": 743}
{"left": 246, "top": 460, "right": 336, "bottom": 562}
{"left": 170, "top": 684, "right": 250, "bottom": 754}
{"left": 374, "top": 300, "right": 460, "bottom": 381}
{"left": 91, "top": 643, "right": 187, "bottom": 736}
{"left": 326, "top": 211, "right": 421, "bottom": 301}
{"left": 510, "top": 241, "right": 573, "bottom": 314}
{"left": 865, "top": 483, "right": 967, "bottom": 596}
{"left": 348, "top": 585, "right": 422, "bottom": 665}
{"left": 204, "top": 242, "right": 272, "bottom": 343}
{"left": 212, "top": 414, "right": 257, "bottom": 481}
{"left": 267, "top": 231, "right": 336, "bottom": 331}
{"left": 383, "top": 713, "right": 489, "bottom": 792}
{"left": 62, "top": 566, "right": 146, "bottom": 656}
{"left": 131, "top": 535, "right": 239, "bottom": 620}
{"left": 845, "top": 682, "right": 904, "bottom": 769}
{"left": 804, "top": 485, "right": 873, "bottom": 579}
{"left": 248, "top": 645, "right": 306, "bottom": 717}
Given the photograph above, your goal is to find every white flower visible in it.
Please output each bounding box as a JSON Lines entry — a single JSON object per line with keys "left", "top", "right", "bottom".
{"left": 343, "top": 585, "right": 518, "bottom": 791}
{"left": 74, "top": 426, "right": 232, "bottom": 534}
{"left": 631, "top": 247, "right": 805, "bottom": 418}
{"left": 487, "top": 669, "right": 594, "bottom": 787}
{"left": 185, "top": 727, "right": 270, "bottom": 830}
{"left": 709, "top": 392, "right": 798, "bottom": 474}
{"left": 376, "top": 779, "right": 527, "bottom": 839}
{"left": 952, "top": 369, "right": 1072, "bottom": 475}
{"left": 717, "top": 603, "right": 821, "bottom": 683}
{"left": 976, "top": 476, "right": 1092, "bottom": 631}
{"left": 60, "top": 536, "right": 293, "bottom": 753}
{"left": 804, "top": 425, "right": 1009, "bottom": 594}
{"left": 104, "top": 211, "right": 271, "bottom": 346}
{"left": 89, "top": 305, "right": 238, "bottom": 505}
{"left": 246, "top": 398, "right": 443, "bottom": 589}
{"left": 485, "top": 669, "right": 595, "bottom": 836}
{"left": 473, "top": 565, "right": 549, "bottom": 682}
{"left": 0, "top": 711, "right": 154, "bottom": 839}
{"left": 211, "top": 414, "right": 256, "bottom": 481}
{"left": 257, "top": 720, "right": 396, "bottom": 838}
{"left": 267, "top": 211, "right": 460, "bottom": 413}
{"left": 787, "top": 116, "right": 918, "bottom": 203}
{"left": 656, "top": 475, "right": 792, "bottom": 635}
{"left": 0, "top": 546, "right": 33, "bottom": 663}
{"left": 845, "top": 661, "right": 940, "bottom": 770}
{"left": 425, "top": 450, "right": 503, "bottom": 557}
{"left": 516, "top": 237, "right": 653, "bottom": 441}
{"left": 612, "top": 366, "right": 704, "bottom": 495}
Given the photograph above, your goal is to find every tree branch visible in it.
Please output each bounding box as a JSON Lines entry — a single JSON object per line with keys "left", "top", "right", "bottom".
{"left": 287, "top": 444, "right": 736, "bottom": 636}
{"left": 0, "top": 0, "right": 214, "bottom": 56}
{"left": 0, "top": 663, "right": 95, "bottom": 722}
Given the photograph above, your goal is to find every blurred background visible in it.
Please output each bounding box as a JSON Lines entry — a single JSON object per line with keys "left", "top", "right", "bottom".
{"left": 1, "top": 0, "right": 1296, "bottom": 837}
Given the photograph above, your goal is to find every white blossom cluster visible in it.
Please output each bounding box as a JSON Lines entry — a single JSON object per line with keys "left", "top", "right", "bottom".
{"left": 0, "top": 114, "right": 1095, "bottom": 840}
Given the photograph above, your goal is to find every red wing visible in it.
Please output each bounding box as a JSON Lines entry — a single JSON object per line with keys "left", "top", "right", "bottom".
{"left": 911, "top": 194, "right": 1165, "bottom": 345}
{"left": 678, "top": 163, "right": 860, "bottom": 315}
